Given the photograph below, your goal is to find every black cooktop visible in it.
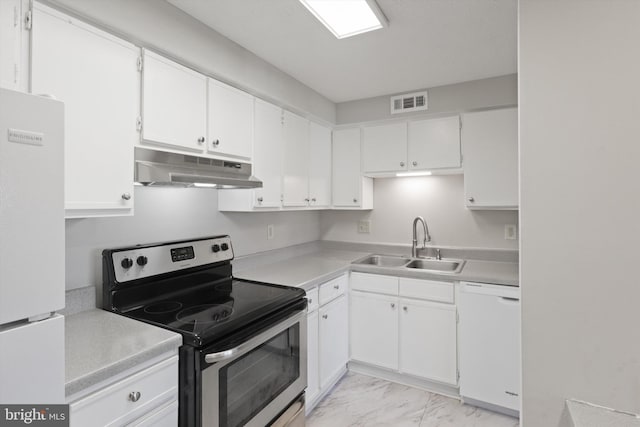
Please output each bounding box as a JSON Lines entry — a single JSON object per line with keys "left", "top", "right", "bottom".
{"left": 119, "top": 278, "right": 304, "bottom": 347}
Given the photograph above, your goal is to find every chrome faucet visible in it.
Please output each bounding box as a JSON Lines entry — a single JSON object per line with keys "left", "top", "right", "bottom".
{"left": 411, "top": 216, "right": 431, "bottom": 258}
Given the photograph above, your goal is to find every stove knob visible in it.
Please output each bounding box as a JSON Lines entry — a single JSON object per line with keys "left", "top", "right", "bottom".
{"left": 136, "top": 256, "right": 148, "bottom": 266}
{"left": 121, "top": 258, "right": 133, "bottom": 269}
{"left": 221, "top": 243, "right": 229, "bottom": 251}
{"left": 212, "top": 244, "right": 220, "bottom": 253}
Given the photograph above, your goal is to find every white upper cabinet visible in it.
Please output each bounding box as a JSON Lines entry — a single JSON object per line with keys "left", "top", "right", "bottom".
{"left": 333, "top": 128, "right": 373, "bottom": 209}
{"left": 31, "top": 4, "right": 138, "bottom": 218}
{"left": 141, "top": 50, "right": 207, "bottom": 152}
{"left": 408, "top": 116, "right": 461, "bottom": 170}
{"left": 462, "top": 108, "right": 518, "bottom": 209}
{"left": 282, "top": 110, "right": 310, "bottom": 207}
{"left": 0, "top": 0, "right": 27, "bottom": 91}
{"left": 308, "top": 122, "right": 332, "bottom": 207}
{"left": 363, "top": 122, "right": 407, "bottom": 173}
{"left": 207, "top": 78, "right": 253, "bottom": 160}
{"left": 252, "top": 99, "right": 283, "bottom": 207}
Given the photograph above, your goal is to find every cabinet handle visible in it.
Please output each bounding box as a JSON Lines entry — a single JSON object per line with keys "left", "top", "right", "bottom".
{"left": 128, "top": 391, "right": 141, "bottom": 402}
{"left": 121, "top": 193, "right": 131, "bottom": 201}
{"left": 212, "top": 139, "right": 220, "bottom": 147}
{"left": 468, "top": 197, "right": 475, "bottom": 203}
{"left": 308, "top": 298, "right": 312, "bottom": 304}
{"left": 197, "top": 136, "right": 205, "bottom": 144}
{"left": 305, "top": 198, "right": 310, "bottom": 202}
{"left": 390, "top": 303, "right": 395, "bottom": 308}
{"left": 333, "top": 285, "right": 339, "bottom": 290}
{"left": 312, "top": 198, "right": 316, "bottom": 202}
{"left": 353, "top": 198, "right": 358, "bottom": 203}
{"left": 412, "top": 161, "right": 418, "bottom": 166}
{"left": 403, "top": 306, "right": 408, "bottom": 312}
{"left": 257, "top": 197, "right": 263, "bottom": 203}
{"left": 400, "top": 161, "right": 405, "bottom": 167}
{"left": 322, "top": 314, "right": 328, "bottom": 319}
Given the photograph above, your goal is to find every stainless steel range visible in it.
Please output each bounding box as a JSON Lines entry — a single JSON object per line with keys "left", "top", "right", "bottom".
{"left": 102, "top": 236, "right": 307, "bottom": 427}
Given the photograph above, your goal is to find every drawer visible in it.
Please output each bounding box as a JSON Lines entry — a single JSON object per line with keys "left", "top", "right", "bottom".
{"left": 319, "top": 274, "right": 348, "bottom": 305}
{"left": 350, "top": 272, "right": 398, "bottom": 296}
{"left": 306, "top": 287, "right": 319, "bottom": 313}
{"left": 399, "top": 278, "right": 454, "bottom": 303}
{"left": 70, "top": 356, "right": 178, "bottom": 427}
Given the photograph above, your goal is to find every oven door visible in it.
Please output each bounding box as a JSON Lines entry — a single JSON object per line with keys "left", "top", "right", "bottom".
{"left": 200, "top": 309, "right": 307, "bottom": 427}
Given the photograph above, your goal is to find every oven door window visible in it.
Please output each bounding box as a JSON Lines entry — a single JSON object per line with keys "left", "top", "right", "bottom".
{"left": 219, "top": 324, "right": 300, "bottom": 427}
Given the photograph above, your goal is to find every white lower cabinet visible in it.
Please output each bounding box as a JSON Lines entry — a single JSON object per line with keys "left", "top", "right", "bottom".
{"left": 319, "top": 294, "right": 349, "bottom": 388}
{"left": 399, "top": 298, "right": 457, "bottom": 385}
{"left": 306, "top": 274, "right": 348, "bottom": 414}
{"left": 68, "top": 354, "right": 179, "bottom": 427}
{"left": 306, "top": 309, "right": 320, "bottom": 404}
{"left": 349, "top": 272, "right": 458, "bottom": 386}
{"left": 350, "top": 291, "right": 398, "bottom": 370}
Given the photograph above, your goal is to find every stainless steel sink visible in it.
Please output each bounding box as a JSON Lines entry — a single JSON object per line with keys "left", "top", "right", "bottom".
{"left": 354, "top": 255, "right": 411, "bottom": 268}
{"left": 405, "top": 258, "right": 465, "bottom": 273}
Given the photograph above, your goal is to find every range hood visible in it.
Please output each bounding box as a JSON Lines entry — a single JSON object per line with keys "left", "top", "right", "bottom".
{"left": 134, "top": 147, "right": 262, "bottom": 188}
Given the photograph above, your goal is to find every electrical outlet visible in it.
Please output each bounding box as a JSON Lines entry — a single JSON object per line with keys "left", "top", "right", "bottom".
{"left": 504, "top": 224, "right": 517, "bottom": 240}
{"left": 267, "top": 224, "right": 275, "bottom": 240}
{"left": 358, "top": 220, "right": 371, "bottom": 234}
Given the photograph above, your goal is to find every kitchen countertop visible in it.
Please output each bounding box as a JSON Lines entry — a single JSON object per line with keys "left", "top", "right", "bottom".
{"left": 65, "top": 309, "right": 182, "bottom": 398}
{"left": 234, "top": 244, "right": 518, "bottom": 289}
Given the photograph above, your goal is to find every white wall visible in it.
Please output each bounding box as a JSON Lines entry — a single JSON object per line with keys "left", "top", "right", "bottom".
{"left": 336, "top": 74, "right": 517, "bottom": 125}
{"left": 46, "top": 0, "right": 336, "bottom": 123}
{"left": 520, "top": 1, "right": 640, "bottom": 425}
{"left": 66, "top": 187, "right": 320, "bottom": 290}
{"left": 320, "top": 175, "right": 518, "bottom": 250}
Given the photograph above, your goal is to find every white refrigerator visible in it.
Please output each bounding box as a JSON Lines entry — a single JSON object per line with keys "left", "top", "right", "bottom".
{"left": 0, "top": 88, "right": 65, "bottom": 403}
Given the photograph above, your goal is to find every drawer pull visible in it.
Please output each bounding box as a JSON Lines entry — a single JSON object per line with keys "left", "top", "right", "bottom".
{"left": 128, "top": 391, "right": 141, "bottom": 402}
{"left": 322, "top": 314, "right": 328, "bottom": 319}
{"left": 333, "top": 285, "right": 339, "bottom": 290}
{"left": 403, "top": 306, "right": 408, "bottom": 312}
{"left": 309, "top": 298, "right": 312, "bottom": 304}
{"left": 505, "top": 391, "right": 519, "bottom": 397}
{"left": 390, "top": 303, "right": 395, "bottom": 308}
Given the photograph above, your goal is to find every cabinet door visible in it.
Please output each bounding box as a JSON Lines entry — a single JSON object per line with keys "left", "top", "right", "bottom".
{"left": 332, "top": 128, "right": 362, "bottom": 207}
{"left": 0, "top": 0, "right": 23, "bottom": 90}
{"left": 462, "top": 108, "right": 518, "bottom": 209}
{"left": 350, "top": 291, "right": 398, "bottom": 370}
{"left": 306, "top": 310, "right": 320, "bottom": 404}
{"left": 282, "top": 111, "right": 309, "bottom": 206}
{"left": 459, "top": 285, "right": 520, "bottom": 411}
{"left": 207, "top": 78, "right": 253, "bottom": 160}
{"left": 399, "top": 299, "right": 457, "bottom": 385}
{"left": 32, "top": 5, "right": 138, "bottom": 217}
{"left": 408, "top": 116, "right": 461, "bottom": 170}
{"left": 319, "top": 295, "right": 348, "bottom": 388}
{"left": 252, "top": 99, "right": 283, "bottom": 208}
{"left": 308, "top": 122, "right": 332, "bottom": 207}
{"left": 141, "top": 50, "right": 207, "bottom": 152}
{"left": 363, "top": 122, "right": 407, "bottom": 173}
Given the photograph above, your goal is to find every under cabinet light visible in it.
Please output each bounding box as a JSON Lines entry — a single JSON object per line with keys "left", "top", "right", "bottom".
{"left": 396, "top": 171, "right": 433, "bottom": 177}
{"left": 192, "top": 183, "right": 218, "bottom": 188}
{"left": 299, "top": 0, "right": 387, "bottom": 39}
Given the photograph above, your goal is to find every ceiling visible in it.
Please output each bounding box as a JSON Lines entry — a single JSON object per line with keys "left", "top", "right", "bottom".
{"left": 166, "top": 0, "right": 517, "bottom": 103}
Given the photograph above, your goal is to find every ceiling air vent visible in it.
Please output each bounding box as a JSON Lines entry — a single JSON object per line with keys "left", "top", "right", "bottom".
{"left": 390, "top": 91, "right": 428, "bottom": 115}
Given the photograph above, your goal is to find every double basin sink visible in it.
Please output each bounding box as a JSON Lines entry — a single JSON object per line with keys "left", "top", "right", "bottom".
{"left": 353, "top": 254, "right": 465, "bottom": 274}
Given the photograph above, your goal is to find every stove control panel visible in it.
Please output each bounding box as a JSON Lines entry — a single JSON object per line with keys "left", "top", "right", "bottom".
{"left": 112, "top": 236, "right": 234, "bottom": 283}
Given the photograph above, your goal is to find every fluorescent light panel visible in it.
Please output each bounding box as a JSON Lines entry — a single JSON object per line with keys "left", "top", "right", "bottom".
{"left": 396, "top": 171, "right": 433, "bottom": 177}
{"left": 299, "top": 0, "right": 387, "bottom": 39}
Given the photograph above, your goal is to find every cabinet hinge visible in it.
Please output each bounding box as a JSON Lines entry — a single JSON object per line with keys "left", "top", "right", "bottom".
{"left": 136, "top": 116, "right": 142, "bottom": 132}
{"left": 456, "top": 311, "right": 459, "bottom": 324}
{"left": 13, "top": 5, "right": 19, "bottom": 27}
{"left": 24, "top": 8, "right": 33, "bottom": 31}
{"left": 137, "top": 56, "right": 143, "bottom": 72}
{"left": 457, "top": 369, "right": 460, "bottom": 382}
{"left": 13, "top": 64, "right": 18, "bottom": 85}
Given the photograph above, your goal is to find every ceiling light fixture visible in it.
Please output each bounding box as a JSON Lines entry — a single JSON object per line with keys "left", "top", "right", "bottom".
{"left": 299, "top": 0, "right": 388, "bottom": 39}
{"left": 396, "top": 171, "right": 433, "bottom": 177}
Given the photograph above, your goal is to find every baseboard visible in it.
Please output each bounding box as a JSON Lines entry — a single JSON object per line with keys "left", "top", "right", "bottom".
{"left": 461, "top": 396, "right": 519, "bottom": 418}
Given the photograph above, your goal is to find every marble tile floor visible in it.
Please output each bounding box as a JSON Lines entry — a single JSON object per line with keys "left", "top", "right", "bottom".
{"left": 307, "top": 372, "right": 520, "bottom": 427}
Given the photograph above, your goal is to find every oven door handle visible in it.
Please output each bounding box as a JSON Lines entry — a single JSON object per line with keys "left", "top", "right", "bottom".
{"left": 205, "top": 345, "right": 246, "bottom": 363}
{"left": 204, "top": 308, "right": 306, "bottom": 364}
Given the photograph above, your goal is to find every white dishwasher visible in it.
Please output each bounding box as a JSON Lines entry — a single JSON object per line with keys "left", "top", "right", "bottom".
{"left": 458, "top": 282, "right": 520, "bottom": 416}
